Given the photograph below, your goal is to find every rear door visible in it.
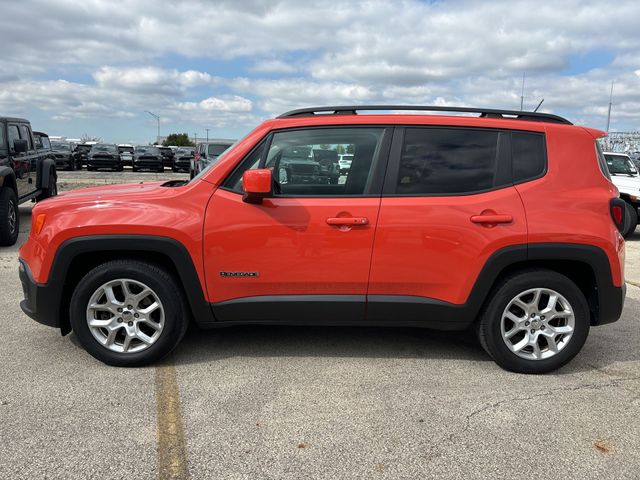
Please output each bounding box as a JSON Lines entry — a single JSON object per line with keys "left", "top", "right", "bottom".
{"left": 367, "top": 126, "right": 528, "bottom": 327}
{"left": 204, "top": 126, "right": 392, "bottom": 322}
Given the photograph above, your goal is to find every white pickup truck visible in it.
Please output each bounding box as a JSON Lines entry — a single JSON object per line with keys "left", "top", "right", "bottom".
{"left": 604, "top": 152, "right": 640, "bottom": 237}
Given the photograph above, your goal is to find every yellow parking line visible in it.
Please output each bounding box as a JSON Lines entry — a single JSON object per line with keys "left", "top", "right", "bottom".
{"left": 155, "top": 357, "right": 189, "bottom": 480}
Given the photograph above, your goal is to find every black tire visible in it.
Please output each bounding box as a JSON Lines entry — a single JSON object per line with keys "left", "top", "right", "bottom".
{"left": 69, "top": 260, "right": 189, "bottom": 367}
{"left": 36, "top": 170, "right": 57, "bottom": 201}
{"left": 0, "top": 188, "right": 19, "bottom": 246}
{"left": 132, "top": 166, "right": 138, "bottom": 172}
{"left": 622, "top": 202, "right": 638, "bottom": 238}
{"left": 477, "top": 269, "right": 590, "bottom": 374}
{"left": 157, "top": 166, "right": 164, "bottom": 173}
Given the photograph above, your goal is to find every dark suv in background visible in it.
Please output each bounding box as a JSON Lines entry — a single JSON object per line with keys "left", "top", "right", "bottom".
{"left": 0, "top": 117, "right": 57, "bottom": 245}
{"left": 133, "top": 146, "right": 163, "bottom": 172}
{"left": 72, "top": 144, "right": 92, "bottom": 168}
{"left": 157, "top": 146, "right": 174, "bottom": 170}
{"left": 172, "top": 147, "right": 194, "bottom": 172}
{"left": 192, "top": 140, "right": 235, "bottom": 178}
{"left": 87, "top": 144, "right": 122, "bottom": 171}
{"left": 50, "top": 141, "right": 80, "bottom": 170}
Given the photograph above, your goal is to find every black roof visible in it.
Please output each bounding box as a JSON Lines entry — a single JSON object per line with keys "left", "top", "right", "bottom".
{"left": 0, "top": 117, "right": 29, "bottom": 123}
{"left": 277, "top": 105, "right": 572, "bottom": 125}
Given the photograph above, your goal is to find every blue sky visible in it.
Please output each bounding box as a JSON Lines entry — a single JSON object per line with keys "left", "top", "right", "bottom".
{"left": 1, "top": 0, "right": 639, "bottom": 144}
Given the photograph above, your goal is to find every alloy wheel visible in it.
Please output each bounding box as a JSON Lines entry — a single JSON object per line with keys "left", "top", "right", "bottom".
{"left": 86, "top": 278, "right": 165, "bottom": 354}
{"left": 7, "top": 200, "right": 16, "bottom": 234}
{"left": 500, "top": 288, "right": 575, "bottom": 360}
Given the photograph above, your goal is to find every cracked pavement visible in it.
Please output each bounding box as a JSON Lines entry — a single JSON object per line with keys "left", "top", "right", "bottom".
{"left": 0, "top": 171, "right": 639, "bottom": 479}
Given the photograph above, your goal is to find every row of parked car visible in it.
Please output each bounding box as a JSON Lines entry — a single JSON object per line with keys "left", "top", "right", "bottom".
{"left": 48, "top": 141, "right": 196, "bottom": 173}
{"left": 43, "top": 138, "right": 242, "bottom": 177}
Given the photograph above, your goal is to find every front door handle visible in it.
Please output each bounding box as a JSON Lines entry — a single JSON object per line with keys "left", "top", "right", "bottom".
{"left": 470, "top": 214, "right": 513, "bottom": 224}
{"left": 326, "top": 217, "right": 369, "bottom": 226}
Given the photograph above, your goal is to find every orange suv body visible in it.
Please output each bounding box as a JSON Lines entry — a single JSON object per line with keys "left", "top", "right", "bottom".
{"left": 19, "top": 106, "right": 626, "bottom": 372}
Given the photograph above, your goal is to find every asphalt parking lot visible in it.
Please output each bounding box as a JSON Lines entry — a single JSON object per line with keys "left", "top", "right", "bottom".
{"left": 1, "top": 171, "right": 639, "bottom": 479}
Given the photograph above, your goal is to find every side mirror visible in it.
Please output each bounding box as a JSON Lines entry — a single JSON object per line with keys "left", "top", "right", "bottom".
{"left": 242, "top": 168, "right": 272, "bottom": 204}
{"left": 13, "top": 139, "right": 28, "bottom": 154}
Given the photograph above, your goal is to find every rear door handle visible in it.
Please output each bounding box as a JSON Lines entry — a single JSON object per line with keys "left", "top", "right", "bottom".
{"left": 470, "top": 214, "right": 513, "bottom": 224}
{"left": 326, "top": 217, "right": 369, "bottom": 226}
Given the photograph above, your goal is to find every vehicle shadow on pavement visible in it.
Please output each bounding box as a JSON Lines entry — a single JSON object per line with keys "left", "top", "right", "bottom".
{"left": 174, "top": 325, "right": 491, "bottom": 365}
{"left": 170, "top": 295, "right": 640, "bottom": 375}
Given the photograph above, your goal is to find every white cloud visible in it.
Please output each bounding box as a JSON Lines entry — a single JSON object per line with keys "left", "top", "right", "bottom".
{"left": 2, "top": 0, "right": 640, "bottom": 135}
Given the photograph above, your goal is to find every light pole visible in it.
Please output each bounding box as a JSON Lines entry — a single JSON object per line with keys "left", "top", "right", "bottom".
{"left": 605, "top": 81, "right": 614, "bottom": 134}
{"left": 145, "top": 111, "right": 160, "bottom": 144}
{"left": 205, "top": 128, "right": 210, "bottom": 143}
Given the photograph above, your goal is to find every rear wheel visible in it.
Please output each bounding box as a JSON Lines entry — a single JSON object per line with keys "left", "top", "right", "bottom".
{"left": 70, "top": 260, "right": 189, "bottom": 366}
{"left": 622, "top": 202, "right": 638, "bottom": 238}
{"left": 477, "top": 269, "right": 590, "bottom": 374}
{"left": 0, "top": 188, "right": 19, "bottom": 246}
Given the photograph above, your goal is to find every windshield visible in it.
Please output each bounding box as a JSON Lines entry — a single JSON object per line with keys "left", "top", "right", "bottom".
{"left": 176, "top": 148, "right": 194, "bottom": 154}
{"left": 118, "top": 146, "right": 134, "bottom": 153}
{"left": 76, "top": 145, "right": 92, "bottom": 152}
{"left": 51, "top": 142, "right": 71, "bottom": 151}
{"left": 91, "top": 144, "right": 117, "bottom": 153}
{"left": 605, "top": 154, "right": 638, "bottom": 175}
{"left": 136, "top": 147, "right": 160, "bottom": 154}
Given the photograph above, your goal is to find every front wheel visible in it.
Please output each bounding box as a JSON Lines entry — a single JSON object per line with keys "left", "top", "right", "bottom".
{"left": 69, "top": 260, "right": 189, "bottom": 366}
{"left": 477, "top": 269, "right": 590, "bottom": 374}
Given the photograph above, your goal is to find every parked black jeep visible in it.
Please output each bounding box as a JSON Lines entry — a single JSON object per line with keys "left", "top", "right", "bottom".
{"left": 0, "top": 118, "right": 57, "bottom": 245}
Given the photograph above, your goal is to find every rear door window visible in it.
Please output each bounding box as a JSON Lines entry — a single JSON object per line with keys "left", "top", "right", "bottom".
{"left": 392, "top": 127, "right": 504, "bottom": 195}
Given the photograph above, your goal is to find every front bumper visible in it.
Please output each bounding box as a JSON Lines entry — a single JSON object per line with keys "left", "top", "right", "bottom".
{"left": 134, "top": 159, "right": 163, "bottom": 169}
{"left": 174, "top": 158, "right": 191, "bottom": 170}
{"left": 88, "top": 157, "right": 121, "bottom": 168}
{"left": 19, "top": 259, "right": 61, "bottom": 329}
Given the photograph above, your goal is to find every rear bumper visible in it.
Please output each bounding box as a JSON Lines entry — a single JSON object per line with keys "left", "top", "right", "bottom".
{"left": 596, "top": 282, "right": 626, "bottom": 326}
{"left": 19, "top": 259, "right": 60, "bottom": 329}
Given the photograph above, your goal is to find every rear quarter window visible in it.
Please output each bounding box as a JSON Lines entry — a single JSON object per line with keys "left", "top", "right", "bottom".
{"left": 511, "top": 131, "right": 546, "bottom": 183}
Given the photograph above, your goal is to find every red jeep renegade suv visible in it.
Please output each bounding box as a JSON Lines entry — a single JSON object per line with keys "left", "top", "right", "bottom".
{"left": 19, "top": 106, "right": 626, "bottom": 373}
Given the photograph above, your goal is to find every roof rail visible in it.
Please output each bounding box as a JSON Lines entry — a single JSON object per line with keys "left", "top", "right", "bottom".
{"left": 277, "top": 105, "right": 572, "bottom": 125}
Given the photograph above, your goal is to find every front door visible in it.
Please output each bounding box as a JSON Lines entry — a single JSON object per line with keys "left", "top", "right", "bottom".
{"left": 204, "top": 126, "right": 391, "bottom": 322}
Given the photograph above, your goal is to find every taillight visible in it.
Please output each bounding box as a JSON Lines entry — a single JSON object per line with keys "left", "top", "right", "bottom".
{"left": 610, "top": 198, "right": 626, "bottom": 232}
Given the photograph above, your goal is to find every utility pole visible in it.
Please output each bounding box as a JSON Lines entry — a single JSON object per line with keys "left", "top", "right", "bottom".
{"left": 194, "top": 133, "right": 197, "bottom": 147}
{"left": 605, "top": 81, "right": 614, "bottom": 133}
{"left": 145, "top": 111, "right": 160, "bottom": 144}
{"left": 520, "top": 72, "right": 526, "bottom": 111}
{"left": 205, "top": 128, "right": 210, "bottom": 143}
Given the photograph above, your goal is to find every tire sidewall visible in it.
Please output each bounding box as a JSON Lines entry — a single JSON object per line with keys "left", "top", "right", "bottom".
{"left": 0, "top": 188, "right": 19, "bottom": 245}
{"left": 482, "top": 271, "right": 590, "bottom": 374}
{"left": 70, "top": 262, "right": 186, "bottom": 366}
